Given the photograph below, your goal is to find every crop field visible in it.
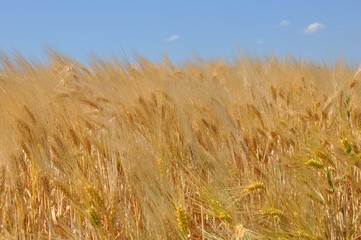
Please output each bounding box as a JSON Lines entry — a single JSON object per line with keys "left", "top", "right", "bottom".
{"left": 0, "top": 52, "right": 360, "bottom": 239}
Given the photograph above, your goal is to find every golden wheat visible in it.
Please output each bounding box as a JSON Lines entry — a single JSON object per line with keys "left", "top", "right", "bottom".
{"left": 0, "top": 52, "right": 360, "bottom": 239}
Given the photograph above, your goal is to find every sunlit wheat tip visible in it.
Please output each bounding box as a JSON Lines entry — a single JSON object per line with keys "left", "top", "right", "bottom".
{"left": 176, "top": 204, "right": 188, "bottom": 233}
{"left": 261, "top": 208, "right": 284, "bottom": 218}
{"left": 305, "top": 158, "right": 324, "bottom": 169}
{"left": 245, "top": 181, "right": 265, "bottom": 193}
{"left": 341, "top": 138, "right": 350, "bottom": 147}
{"left": 87, "top": 205, "right": 101, "bottom": 226}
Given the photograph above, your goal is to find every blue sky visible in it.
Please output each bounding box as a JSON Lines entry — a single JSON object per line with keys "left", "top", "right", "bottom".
{"left": 1, "top": 1, "right": 360, "bottom": 65}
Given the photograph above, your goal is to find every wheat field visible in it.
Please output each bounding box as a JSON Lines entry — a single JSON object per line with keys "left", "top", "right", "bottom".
{"left": 0, "top": 51, "right": 360, "bottom": 239}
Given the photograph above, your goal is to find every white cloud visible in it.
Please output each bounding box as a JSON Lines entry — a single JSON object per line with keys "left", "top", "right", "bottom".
{"left": 164, "top": 34, "right": 180, "bottom": 42}
{"left": 278, "top": 20, "right": 291, "bottom": 27}
{"left": 303, "top": 22, "right": 325, "bottom": 34}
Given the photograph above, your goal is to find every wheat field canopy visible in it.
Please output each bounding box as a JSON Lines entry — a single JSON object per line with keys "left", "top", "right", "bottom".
{"left": 0, "top": 52, "right": 361, "bottom": 239}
